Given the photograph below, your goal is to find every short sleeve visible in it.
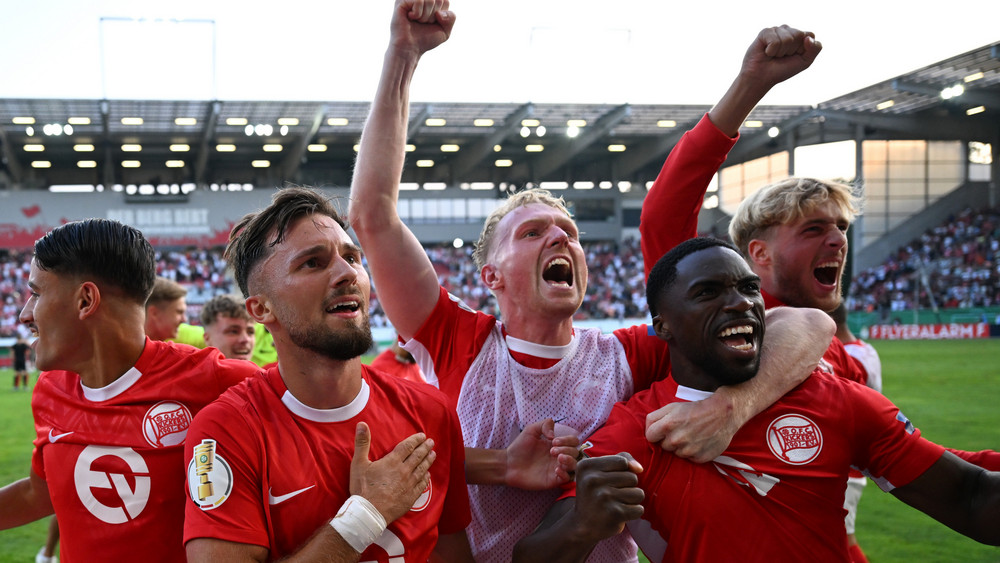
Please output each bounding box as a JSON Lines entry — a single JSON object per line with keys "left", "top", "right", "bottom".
{"left": 183, "top": 400, "right": 270, "bottom": 549}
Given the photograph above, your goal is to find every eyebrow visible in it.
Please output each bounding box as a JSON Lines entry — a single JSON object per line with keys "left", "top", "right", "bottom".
{"left": 343, "top": 242, "right": 363, "bottom": 256}
{"left": 801, "top": 213, "right": 846, "bottom": 227}
{"left": 289, "top": 244, "right": 328, "bottom": 264}
{"left": 687, "top": 272, "right": 761, "bottom": 291}
{"left": 289, "top": 241, "right": 362, "bottom": 263}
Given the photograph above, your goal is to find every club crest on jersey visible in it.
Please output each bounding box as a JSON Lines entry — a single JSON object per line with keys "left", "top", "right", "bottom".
{"left": 766, "top": 414, "right": 823, "bottom": 465}
{"left": 187, "top": 439, "right": 234, "bottom": 510}
{"left": 411, "top": 478, "right": 433, "bottom": 512}
{"left": 142, "top": 401, "right": 193, "bottom": 447}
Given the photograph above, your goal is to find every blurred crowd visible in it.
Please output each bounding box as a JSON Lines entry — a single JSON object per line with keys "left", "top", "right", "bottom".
{"left": 3, "top": 206, "right": 998, "bottom": 337}
{"left": 846, "top": 206, "right": 1000, "bottom": 317}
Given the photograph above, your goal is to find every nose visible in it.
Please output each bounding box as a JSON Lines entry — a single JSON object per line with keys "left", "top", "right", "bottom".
{"left": 18, "top": 297, "right": 34, "bottom": 325}
{"left": 330, "top": 255, "right": 359, "bottom": 288}
{"left": 548, "top": 226, "right": 570, "bottom": 247}
{"left": 827, "top": 227, "right": 848, "bottom": 249}
{"left": 722, "top": 289, "right": 754, "bottom": 312}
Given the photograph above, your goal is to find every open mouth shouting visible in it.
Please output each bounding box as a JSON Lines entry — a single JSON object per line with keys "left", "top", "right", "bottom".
{"left": 543, "top": 257, "right": 574, "bottom": 287}
{"left": 325, "top": 298, "right": 361, "bottom": 315}
{"left": 813, "top": 260, "right": 841, "bottom": 288}
{"left": 718, "top": 323, "right": 757, "bottom": 354}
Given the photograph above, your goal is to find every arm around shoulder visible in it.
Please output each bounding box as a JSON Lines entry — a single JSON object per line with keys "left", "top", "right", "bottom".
{"left": 717, "top": 306, "right": 832, "bottom": 423}
{"left": 645, "top": 306, "right": 831, "bottom": 462}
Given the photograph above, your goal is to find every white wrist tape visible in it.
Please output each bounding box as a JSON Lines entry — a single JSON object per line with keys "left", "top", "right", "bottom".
{"left": 330, "top": 495, "right": 387, "bottom": 553}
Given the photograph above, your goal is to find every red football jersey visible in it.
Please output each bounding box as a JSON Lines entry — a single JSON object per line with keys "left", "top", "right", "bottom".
{"left": 31, "top": 338, "right": 258, "bottom": 563}
{"left": 183, "top": 365, "right": 469, "bottom": 562}
{"left": 583, "top": 370, "right": 945, "bottom": 562}
{"left": 369, "top": 348, "right": 426, "bottom": 383}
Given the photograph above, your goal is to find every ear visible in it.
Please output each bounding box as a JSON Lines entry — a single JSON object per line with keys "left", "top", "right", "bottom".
{"left": 480, "top": 263, "right": 503, "bottom": 291}
{"left": 245, "top": 295, "right": 274, "bottom": 325}
{"left": 651, "top": 314, "right": 672, "bottom": 342}
{"left": 747, "top": 238, "right": 771, "bottom": 269}
{"left": 77, "top": 282, "right": 101, "bottom": 320}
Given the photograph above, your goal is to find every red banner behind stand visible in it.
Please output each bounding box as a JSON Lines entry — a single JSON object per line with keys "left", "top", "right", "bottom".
{"left": 868, "top": 323, "right": 989, "bottom": 340}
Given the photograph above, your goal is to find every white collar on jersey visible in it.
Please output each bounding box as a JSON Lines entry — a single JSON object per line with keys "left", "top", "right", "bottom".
{"left": 675, "top": 384, "right": 713, "bottom": 403}
{"left": 81, "top": 366, "right": 143, "bottom": 402}
{"left": 281, "top": 379, "right": 370, "bottom": 423}
{"left": 504, "top": 332, "right": 576, "bottom": 359}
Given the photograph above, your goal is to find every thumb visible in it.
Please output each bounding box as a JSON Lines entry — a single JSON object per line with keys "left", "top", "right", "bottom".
{"left": 352, "top": 422, "right": 372, "bottom": 469}
{"left": 803, "top": 36, "right": 823, "bottom": 64}
{"left": 436, "top": 9, "right": 456, "bottom": 37}
{"left": 617, "top": 452, "right": 644, "bottom": 474}
{"left": 541, "top": 417, "right": 555, "bottom": 440}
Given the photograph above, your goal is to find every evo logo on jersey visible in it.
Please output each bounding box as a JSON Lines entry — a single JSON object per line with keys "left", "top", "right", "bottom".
{"left": 712, "top": 456, "right": 780, "bottom": 496}
{"left": 142, "top": 401, "right": 193, "bottom": 447}
{"left": 361, "top": 529, "right": 406, "bottom": 563}
{"left": 766, "top": 414, "right": 823, "bottom": 465}
{"left": 74, "top": 446, "right": 151, "bottom": 524}
{"left": 187, "top": 439, "right": 234, "bottom": 510}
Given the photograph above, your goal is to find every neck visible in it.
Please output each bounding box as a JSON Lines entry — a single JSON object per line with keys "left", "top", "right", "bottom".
{"left": 668, "top": 354, "right": 720, "bottom": 393}
{"left": 836, "top": 328, "right": 857, "bottom": 344}
{"left": 77, "top": 318, "right": 147, "bottom": 389}
{"left": 274, "top": 346, "right": 364, "bottom": 410}
{"left": 500, "top": 312, "right": 575, "bottom": 346}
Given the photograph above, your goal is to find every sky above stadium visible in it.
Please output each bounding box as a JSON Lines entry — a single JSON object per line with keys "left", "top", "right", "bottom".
{"left": 4, "top": 0, "right": 997, "bottom": 107}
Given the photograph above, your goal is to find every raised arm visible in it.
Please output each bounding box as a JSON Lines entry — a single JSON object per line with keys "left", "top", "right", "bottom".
{"left": 892, "top": 451, "right": 1000, "bottom": 545}
{"left": 348, "top": 0, "right": 455, "bottom": 341}
{"left": 646, "top": 306, "right": 833, "bottom": 462}
{"left": 640, "top": 25, "right": 822, "bottom": 280}
{"left": 708, "top": 25, "right": 822, "bottom": 136}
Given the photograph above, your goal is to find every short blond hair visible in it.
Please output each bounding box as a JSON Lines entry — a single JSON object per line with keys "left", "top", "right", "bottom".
{"left": 473, "top": 189, "right": 573, "bottom": 270}
{"left": 729, "top": 177, "right": 862, "bottom": 257}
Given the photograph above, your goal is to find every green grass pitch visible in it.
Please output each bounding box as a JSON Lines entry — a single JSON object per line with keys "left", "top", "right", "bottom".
{"left": 0, "top": 340, "right": 997, "bottom": 561}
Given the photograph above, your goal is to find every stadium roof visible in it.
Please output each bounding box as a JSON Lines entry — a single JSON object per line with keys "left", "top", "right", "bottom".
{"left": 1, "top": 41, "right": 997, "bottom": 193}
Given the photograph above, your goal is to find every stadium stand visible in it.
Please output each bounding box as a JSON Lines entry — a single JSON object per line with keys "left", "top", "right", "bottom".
{"left": 0, "top": 238, "right": 650, "bottom": 337}
{"left": 7, "top": 197, "right": 999, "bottom": 336}
{"left": 847, "top": 205, "right": 1000, "bottom": 318}
{"left": 4, "top": 207, "right": 1000, "bottom": 337}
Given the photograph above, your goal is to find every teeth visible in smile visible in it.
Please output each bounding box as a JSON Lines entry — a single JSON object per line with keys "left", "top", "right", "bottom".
{"left": 327, "top": 300, "right": 359, "bottom": 312}
{"left": 718, "top": 325, "right": 753, "bottom": 338}
{"left": 718, "top": 325, "right": 754, "bottom": 351}
{"left": 817, "top": 261, "right": 839, "bottom": 268}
